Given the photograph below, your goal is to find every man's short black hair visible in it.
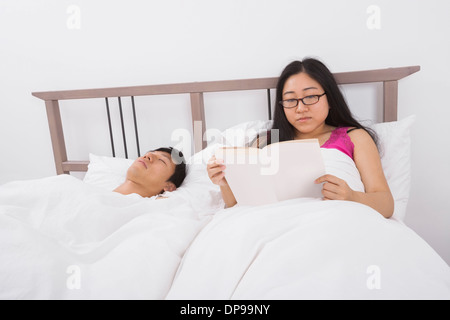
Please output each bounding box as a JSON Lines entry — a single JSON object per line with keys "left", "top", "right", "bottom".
{"left": 152, "top": 147, "right": 187, "bottom": 188}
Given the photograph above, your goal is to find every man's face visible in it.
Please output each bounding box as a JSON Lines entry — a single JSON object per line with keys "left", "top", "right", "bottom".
{"left": 126, "top": 150, "right": 176, "bottom": 194}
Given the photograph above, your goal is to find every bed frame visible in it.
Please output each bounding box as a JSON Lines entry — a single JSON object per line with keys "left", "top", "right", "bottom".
{"left": 32, "top": 65, "right": 420, "bottom": 175}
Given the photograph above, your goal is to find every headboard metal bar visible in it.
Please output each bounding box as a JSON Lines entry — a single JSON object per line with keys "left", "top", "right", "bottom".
{"left": 267, "top": 89, "right": 272, "bottom": 120}
{"left": 131, "top": 96, "right": 141, "bottom": 157}
{"left": 117, "top": 97, "right": 128, "bottom": 159}
{"left": 105, "top": 98, "right": 116, "bottom": 157}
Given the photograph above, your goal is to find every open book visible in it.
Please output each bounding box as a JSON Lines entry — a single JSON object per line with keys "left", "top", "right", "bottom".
{"left": 215, "top": 139, "right": 326, "bottom": 206}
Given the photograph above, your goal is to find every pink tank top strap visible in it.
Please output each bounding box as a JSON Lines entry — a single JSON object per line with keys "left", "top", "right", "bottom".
{"left": 321, "top": 127, "right": 355, "bottom": 160}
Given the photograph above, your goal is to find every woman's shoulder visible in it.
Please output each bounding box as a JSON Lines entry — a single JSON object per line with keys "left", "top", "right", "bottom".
{"left": 345, "top": 127, "right": 369, "bottom": 136}
{"left": 345, "top": 127, "right": 376, "bottom": 147}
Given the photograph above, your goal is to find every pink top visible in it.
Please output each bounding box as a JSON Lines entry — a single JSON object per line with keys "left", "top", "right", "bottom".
{"left": 321, "top": 127, "right": 355, "bottom": 160}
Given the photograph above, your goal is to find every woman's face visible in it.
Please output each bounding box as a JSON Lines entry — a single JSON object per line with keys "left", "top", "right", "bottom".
{"left": 282, "top": 72, "right": 330, "bottom": 137}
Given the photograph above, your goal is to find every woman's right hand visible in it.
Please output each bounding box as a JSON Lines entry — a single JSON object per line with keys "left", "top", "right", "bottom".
{"left": 207, "top": 155, "right": 228, "bottom": 187}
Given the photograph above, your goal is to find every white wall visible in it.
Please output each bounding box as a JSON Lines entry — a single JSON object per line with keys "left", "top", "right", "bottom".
{"left": 0, "top": 0, "right": 449, "bottom": 263}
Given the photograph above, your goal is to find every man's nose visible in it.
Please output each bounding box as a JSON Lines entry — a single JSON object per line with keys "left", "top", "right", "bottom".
{"left": 144, "top": 153, "right": 153, "bottom": 162}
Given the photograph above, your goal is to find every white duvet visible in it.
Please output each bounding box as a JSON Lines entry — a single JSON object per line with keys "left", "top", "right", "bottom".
{"left": 166, "top": 149, "right": 450, "bottom": 300}
{"left": 1, "top": 148, "right": 449, "bottom": 300}
{"left": 0, "top": 174, "right": 219, "bottom": 299}
{"left": 166, "top": 198, "right": 450, "bottom": 300}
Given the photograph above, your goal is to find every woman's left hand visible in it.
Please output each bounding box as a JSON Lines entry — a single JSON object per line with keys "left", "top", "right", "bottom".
{"left": 315, "top": 174, "right": 355, "bottom": 201}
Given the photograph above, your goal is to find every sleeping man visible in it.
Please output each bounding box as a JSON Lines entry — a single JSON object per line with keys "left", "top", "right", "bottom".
{"left": 114, "top": 147, "right": 187, "bottom": 198}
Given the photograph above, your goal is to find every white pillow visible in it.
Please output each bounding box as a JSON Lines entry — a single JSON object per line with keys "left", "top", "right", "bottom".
{"left": 218, "top": 116, "right": 415, "bottom": 221}
{"left": 176, "top": 143, "right": 226, "bottom": 213}
{"left": 370, "top": 115, "right": 415, "bottom": 221}
{"left": 83, "top": 153, "right": 134, "bottom": 191}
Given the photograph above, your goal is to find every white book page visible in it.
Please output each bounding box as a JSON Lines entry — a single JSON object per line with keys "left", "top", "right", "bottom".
{"left": 266, "top": 140, "right": 325, "bottom": 201}
{"left": 215, "top": 148, "right": 277, "bottom": 205}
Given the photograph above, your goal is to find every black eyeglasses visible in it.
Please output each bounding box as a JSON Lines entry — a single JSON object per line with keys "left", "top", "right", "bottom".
{"left": 280, "top": 93, "right": 326, "bottom": 109}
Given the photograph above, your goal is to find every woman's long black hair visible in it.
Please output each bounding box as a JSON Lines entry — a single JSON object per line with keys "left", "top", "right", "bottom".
{"left": 272, "top": 58, "right": 378, "bottom": 147}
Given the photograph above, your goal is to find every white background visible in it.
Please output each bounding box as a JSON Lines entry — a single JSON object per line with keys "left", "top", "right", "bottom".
{"left": 0, "top": 0, "right": 449, "bottom": 264}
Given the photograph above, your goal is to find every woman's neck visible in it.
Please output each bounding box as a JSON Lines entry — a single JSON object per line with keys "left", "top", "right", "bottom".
{"left": 294, "top": 124, "right": 335, "bottom": 140}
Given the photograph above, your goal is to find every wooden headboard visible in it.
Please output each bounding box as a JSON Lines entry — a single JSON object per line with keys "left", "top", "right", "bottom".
{"left": 32, "top": 65, "right": 420, "bottom": 175}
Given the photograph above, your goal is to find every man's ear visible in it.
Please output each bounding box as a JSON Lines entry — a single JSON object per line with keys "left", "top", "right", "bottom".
{"left": 163, "top": 182, "right": 177, "bottom": 192}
